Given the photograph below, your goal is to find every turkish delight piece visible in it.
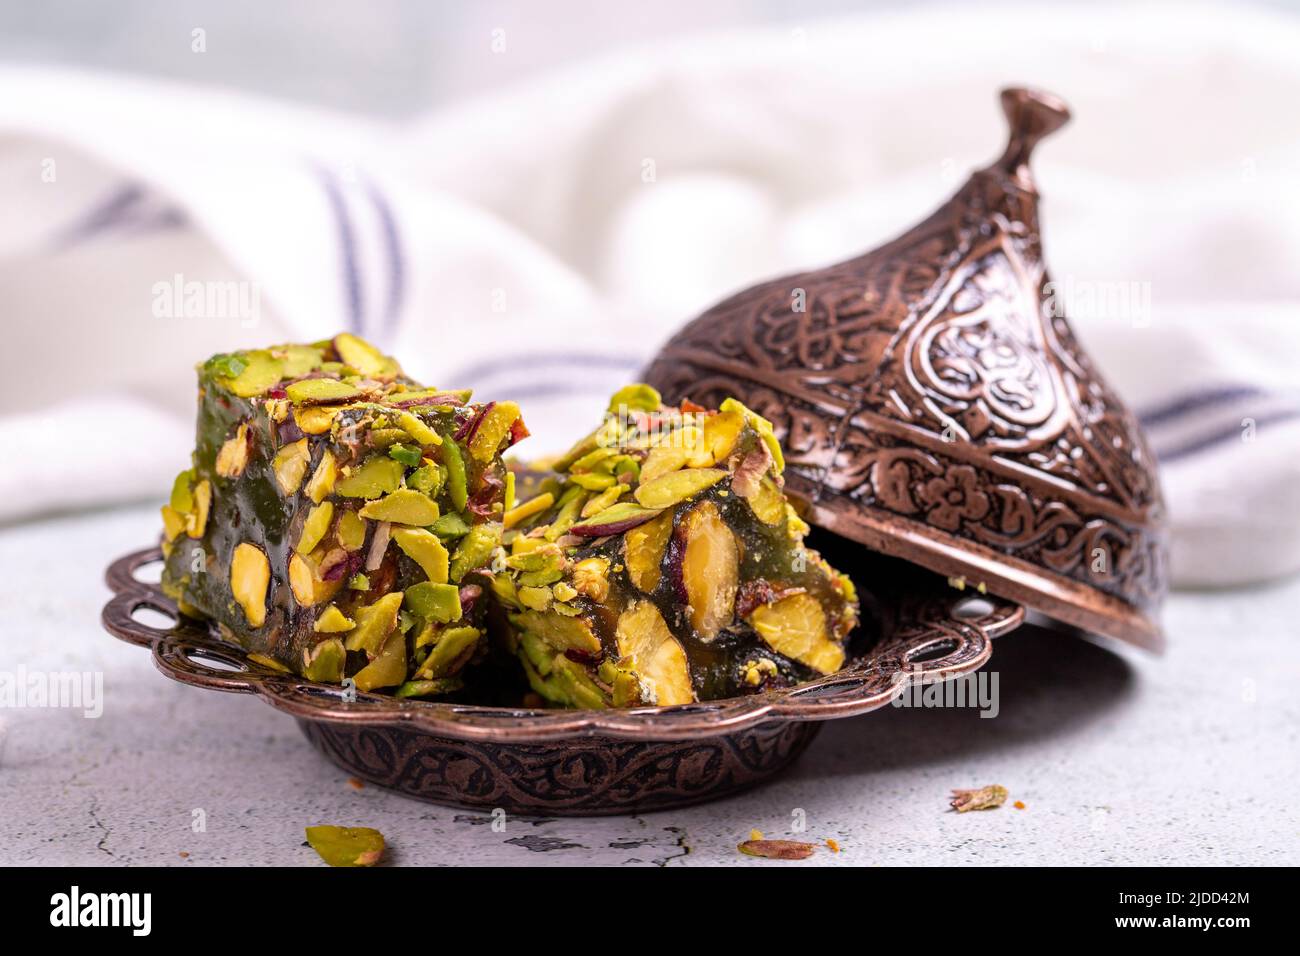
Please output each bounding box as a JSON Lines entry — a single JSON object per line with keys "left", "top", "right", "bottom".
{"left": 493, "top": 385, "right": 859, "bottom": 706}
{"left": 160, "top": 335, "right": 525, "bottom": 696}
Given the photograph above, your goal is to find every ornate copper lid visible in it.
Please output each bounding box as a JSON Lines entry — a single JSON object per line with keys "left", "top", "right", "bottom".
{"left": 643, "top": 88, "right": 1167, "bottom": 651}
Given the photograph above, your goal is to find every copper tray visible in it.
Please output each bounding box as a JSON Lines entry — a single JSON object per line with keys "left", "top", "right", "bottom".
{"left": 103, "top": 546, "right": 1023, "bottom": 815}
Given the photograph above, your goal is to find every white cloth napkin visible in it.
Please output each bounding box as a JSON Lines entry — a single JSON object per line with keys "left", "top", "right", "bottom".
{"left": 2, "top": 1, "right": 1298, "bottom": 588}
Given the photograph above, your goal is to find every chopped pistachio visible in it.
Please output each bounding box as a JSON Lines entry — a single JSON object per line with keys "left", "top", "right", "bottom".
{"left": 285, "top": 378, "right": 361, "bottom": 404}
{"left": 624, "top": 508, "right": 673, "bottom": 593}
{"left": 518, "top": 586, "right": 553, "bottom": 611}
{"left": 448, "top": 523, "right": 501, "bottom": 583}
{"left": 214, "top": 423, "right": 252, "bottom": 478}
{"left": 288, "top": 551, "right": 343, "bottom": 607}
{"left": 403, "top": 581, "right": 462, "bottom": 623}
{"left": 570, "top": 557, "right": 611, "bottom": 603}
{"left": 510, "top": 534, "right": 550, "bottom": 555}
{"left": 950, "top": 785, "right": 1009, "bottom": 813}
{"left": 504, "top": 491, "right": 554, "bottom": 529}
{"left": 489, "top": 573, "right": 520, "bottom": 609}
{"left": 569, "top": 501, "right": 660, "bottom": 537}
{"left": 293, "top": 405, "right": 338, "bottom": 435}
{"left": 395, "top": 678, "right": 463, "bottom": 698}
{"left": 519, "top": 643, "right": 606, "bottom": 709}
{"left": 407, "top": 460, "right": 443, "bottom": 497}
{"left": 749, "top": 592, "right": 844, "bottom": 674}
{"left": 230, "top": 542, "right": 270, "bottom": 628}
{"left": 688, "top": 409, "right": 745, "bottom": 467}
{"left": 359, "top": 489, "right": 440, "bottom": 525}
{"left": 441, "top": 438, "right": 468, "bottom": 511}
{"left": 334, "top": 456, "right": 403, "bottom": 499}
{"left": 160, "top": 505, "right": 186, "bottom": 542}
{"left": 640, "top": 445, "right": 689, "bottom": 484}
{"left": 333, "top": 332, "right": 399, "bottom": 378}
{"left": 272, "top": 439, "right": 310, "bottom": 495}
{"left": 387, "top": 443, "right": 423, "bottom": 467}
{"left": 606, "top": 383, "right": 661, "bottom": 413}
{"left": 517, "top": 567, "right": 563, "bottom": 588}
{"left": 276, "top": 344, "right": 324, "bottom": 378}
{"left": 363, "top": 426, "right": 406, "bottom": 450}
{"left": 169, "top": 469, "right": 195, "bottom": 514}
{"left": 305, "top": 825, "right": 384, "bottom": 868}
{"left": 391, "top": 528, "right": 449, "bottom": 584}
{"left": 469, "top": 401, "right": 521, "bottom": 463}
{"left": 503, "top": 470, "right": 516, "bottom": 512}
{"left": 302, "top": 637, "right": 346, "bottom": 681}
{"left": 720, "top": 397, "right": 784, "bottom": 472}
{"left": 387, "top": 387, "right": 471, "bottom": 406}
{"left": 504, "top": 543, "right": 564, "bottom": 574}
{"left": 612, "top": 456, "right": 640, "bottom": 481}
{"left": 679, "top": 500, "right": 739, "bottom": 641}
{"left": 579, "top": 484, "right": 627, "bottom": 518}
{"left": 511, "top": 609, "right": 600, "bottom": 656}
{"left": 395, "top": 409, "right": 441, "bottom": 446}
{"left": 202, "top": 352, "right": 247, "bottom": 380}
{"left": 353, "top": 627, "right": 407, "bottom": 691}
{"left": 344, "top": 592, "right": 403, "bottom": 657}
{"left": 569, "top": 471, "right": 615, "bottom": 491}
{"left": 738, "top": 839, "right": 816, "bottom": 860}
{"left": 297, "top": 501, "right": 334, "bottom": 554}
{"left": 746, "top": 476, "right": 785, "bottom": 524}
{"left": 742, "top": 658, "right": 779, "bottom": 687}
{"left": 336, "top": 510, "right": 367, "bottom": 551}
{"left": 429, "top": 512, "right": 470, "bottom": 539}
{"left": 185, "top": 480, "right": 212, "bottom": 537}
{"left": 543, "top": 486, "right": 588, "bottom": 540}
{"left": 633, "top": 467, "right": 727, "bottom": 509}
{"left": 314, "top": 604, "right": 355, "bottom": 633}
{"left": 225, "top": 351, "right": 283, "bottom": 398}
{"left": 614, "top": 600, "right": 693, "bottom": 705}
{"left": 570, "top": 446, "right": 616, "bottom": 473}
{"left": 247, "top": 652, "right": 291, "bottom": 673}
{"left": 304, "top": 448, "right": 338, "bottom": 503}
{"left": 347, "top": 573, "right": 370, "bottom": 591}
{"left": 414, "top": 626, "right": 481, "bottom": 679}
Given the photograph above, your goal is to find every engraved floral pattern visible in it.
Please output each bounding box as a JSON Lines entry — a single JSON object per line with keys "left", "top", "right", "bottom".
{"left": 916, "top": 464, "right": 992, "bottom": 531}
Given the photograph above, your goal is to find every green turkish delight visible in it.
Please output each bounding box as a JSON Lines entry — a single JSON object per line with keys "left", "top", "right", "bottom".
{"left": 493, "top": 386, "right": 859, "bottom": 706}
{"left": 159, "top": 334, "right": 526, "bottom": 695}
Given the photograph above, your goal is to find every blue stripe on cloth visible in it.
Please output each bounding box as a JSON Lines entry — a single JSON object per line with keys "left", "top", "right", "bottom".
{"left": 53, "top": 182, "right": 187, "bottom": 249}
{"left": 315, "top": 166, "right": 363, "bottom": 334}
{"left": 1156, "top": 408, "right": 1300, "bottom": 463}
{"left": 1138, "top": 385, "right": 1269, "bottom": 429}
{"left": 365, "top": 180, "right": 405, "bottom": 345}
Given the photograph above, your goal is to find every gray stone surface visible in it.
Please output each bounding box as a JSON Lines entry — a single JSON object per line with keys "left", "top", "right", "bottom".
{"left": 1, "top": 505, "right": 1296, "bottom": 866}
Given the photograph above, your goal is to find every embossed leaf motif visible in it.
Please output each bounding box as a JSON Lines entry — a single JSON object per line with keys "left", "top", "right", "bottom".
{"left": 870, "top": 453, "right": 924, "bottom": 515}
{"left": 918, "top": 299, "right": 1060, "bottom": 438}
{"left": 992, "top": 484, "right": 1036, "bottom": 536}
{"left": 917, "top": 465, "right": 991, "bottom": 532}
